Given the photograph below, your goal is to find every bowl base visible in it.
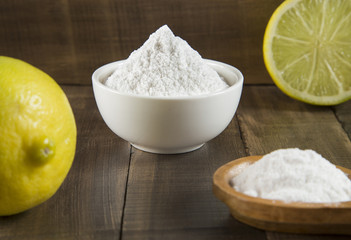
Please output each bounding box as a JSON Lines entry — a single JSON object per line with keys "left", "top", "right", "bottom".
{"left": 131, "top": 143, "right": 205, "bottom": 154}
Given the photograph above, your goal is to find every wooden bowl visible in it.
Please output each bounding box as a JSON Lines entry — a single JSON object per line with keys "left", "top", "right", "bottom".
{"left": 213, "top": 156, "right": 351, "bottom": 234}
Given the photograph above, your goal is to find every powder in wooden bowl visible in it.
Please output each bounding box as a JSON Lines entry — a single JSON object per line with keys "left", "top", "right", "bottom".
{"left": 231, "top": 148, "right": 351, "bottom": 203}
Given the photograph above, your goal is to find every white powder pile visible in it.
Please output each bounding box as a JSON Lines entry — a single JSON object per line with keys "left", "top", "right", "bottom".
{"left": 104, "top": 25, "right": 229, "bottom": 97}
{"left": 231, "top": 148, "right": 351, "bottom": 203}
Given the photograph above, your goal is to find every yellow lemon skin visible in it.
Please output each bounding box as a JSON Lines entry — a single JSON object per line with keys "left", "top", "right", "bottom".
{"left": 0, "top": 56, "right": 77, "bottom": 216}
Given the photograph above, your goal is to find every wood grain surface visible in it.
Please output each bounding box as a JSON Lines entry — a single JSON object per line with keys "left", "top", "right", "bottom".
{"left": 0, "top": 0, "right": 283, "bottom": 85}
{"left": 237, "top": 86, "right": 351, "bottom": 169}
{"left": 121, "top": 119, "right": 265, "bottom": 239}
{"left": 1, "top": 85, "right": 350, "bottom": 239}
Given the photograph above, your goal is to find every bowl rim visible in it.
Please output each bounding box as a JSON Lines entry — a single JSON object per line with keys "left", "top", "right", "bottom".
{"left": 92, "top": 59, "right": 244, "bottom": 101}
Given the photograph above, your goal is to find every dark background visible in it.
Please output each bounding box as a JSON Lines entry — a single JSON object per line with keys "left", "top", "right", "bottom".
{"left": 0, "top": 0, "right": 283, "bottom": 85}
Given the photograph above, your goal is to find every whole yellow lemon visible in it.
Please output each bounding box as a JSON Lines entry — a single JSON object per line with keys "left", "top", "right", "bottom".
{"left": 0, "top": 56, "right": 77, "bottom": 216}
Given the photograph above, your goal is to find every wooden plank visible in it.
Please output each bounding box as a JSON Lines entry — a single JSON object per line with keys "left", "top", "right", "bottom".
{"left": 0, "top": 86, "right": 131, "bottom": 239}
{"left": 237, "top": 85, "right": 351, "bottom": 168}
{"left": 0, "top": 0, "right": 81, "bottom": 84}
{"left": 0, "top": 0, "right": 282, "bottom": 85}
{"left": 333, "top": 101, "right": 351, "bottom": 141}
{"left": 266, "top": 232, "right": 351, "bottom": 240}
{"left": 236, "top": 85, "right": 351, "bottom": 239}
{"left": 121, "top": 118, "right": 267, "bottom": 239}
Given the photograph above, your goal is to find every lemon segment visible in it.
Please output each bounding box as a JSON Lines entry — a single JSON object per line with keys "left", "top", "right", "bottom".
{"left": 0, "top": 56, "right": 77, "bottom": 216}
{"left": 263, "top": 0, "right": 351, "bottom": 105}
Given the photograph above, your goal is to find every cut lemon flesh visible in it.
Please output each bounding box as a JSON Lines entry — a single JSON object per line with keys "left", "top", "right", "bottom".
{"left": 263, "top": 0, "right": 351, "bottom": 105}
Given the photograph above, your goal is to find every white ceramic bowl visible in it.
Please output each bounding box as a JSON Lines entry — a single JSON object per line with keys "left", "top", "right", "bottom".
{"left": 92, "top": 59, "right": 243, "bottom": 154}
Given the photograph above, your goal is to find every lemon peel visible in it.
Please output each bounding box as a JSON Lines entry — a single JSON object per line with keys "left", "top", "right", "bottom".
{"left": 0, "top": 56, "right": 76, "bottom": 216}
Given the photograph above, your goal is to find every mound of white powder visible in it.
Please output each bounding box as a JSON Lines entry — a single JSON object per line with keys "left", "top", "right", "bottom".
{"left": 231, "top": 148, "right": 351, "bottom": 203}
{"left": 104, "top": 25, "right": 229, "bottom": 97}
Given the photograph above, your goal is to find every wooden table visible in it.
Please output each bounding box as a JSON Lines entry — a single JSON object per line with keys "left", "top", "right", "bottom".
{"left": 1, "top": 84, "right": 351, "bottom": 240}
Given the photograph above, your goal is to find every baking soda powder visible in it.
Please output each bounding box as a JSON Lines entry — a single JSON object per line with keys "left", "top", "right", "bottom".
{"left": 231, "top": 148, "right": 351, "bottom": 203}
{"left": 104, "top": 25, "right": 229, "bottom": 97}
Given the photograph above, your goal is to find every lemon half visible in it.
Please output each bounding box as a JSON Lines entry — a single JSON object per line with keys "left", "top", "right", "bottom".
{"left": 263, "top": 0, "right": 351, "bottom": 105}
{"left": 0, "top": 56, "right": 77, "bottom": 216}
